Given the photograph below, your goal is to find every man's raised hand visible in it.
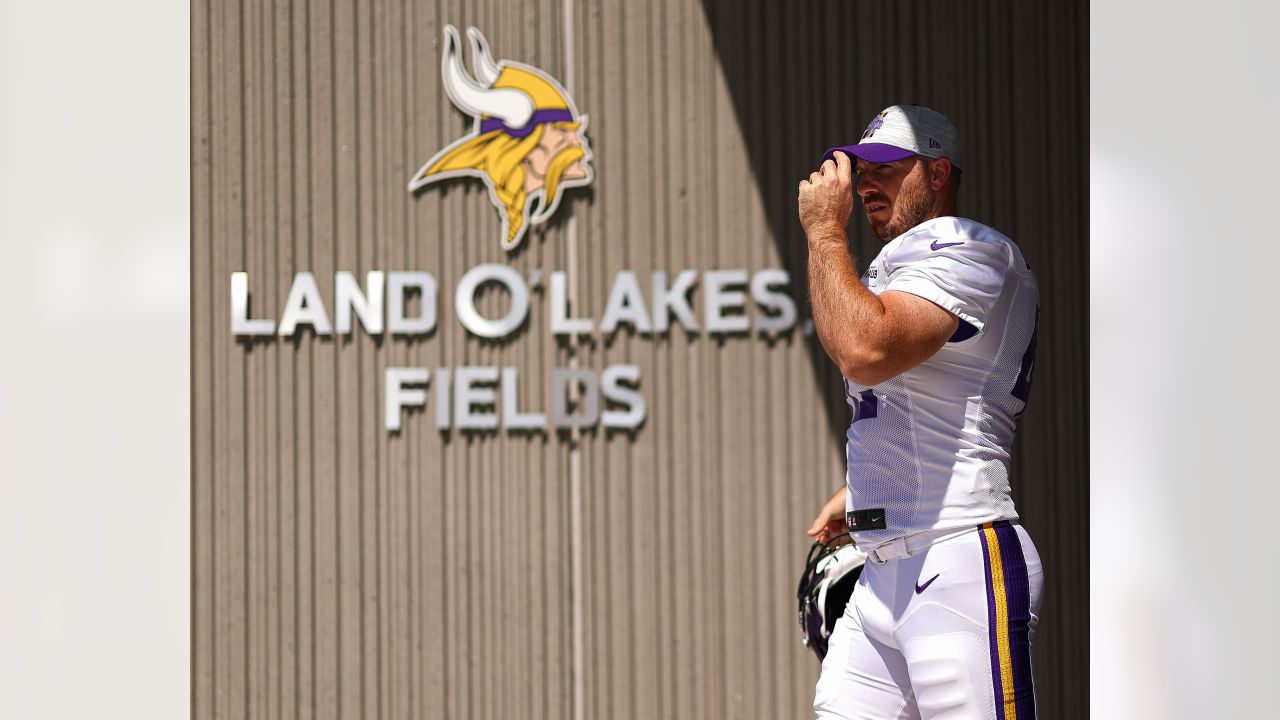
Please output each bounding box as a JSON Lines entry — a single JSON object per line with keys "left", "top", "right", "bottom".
{"left": 797, "top": 150, "right": 854, "bottom": 241}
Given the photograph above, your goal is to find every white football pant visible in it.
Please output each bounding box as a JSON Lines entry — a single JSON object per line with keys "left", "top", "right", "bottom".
{"left": 814, "top": 521, "right": 1043, "bottom": 720}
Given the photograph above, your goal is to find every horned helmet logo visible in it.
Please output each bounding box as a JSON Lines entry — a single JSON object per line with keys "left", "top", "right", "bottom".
{"left": 409, "top": 25, "right": 594, "bottom": 252}
{"left": 862, "top": 111, "right": 888, "bottom": 140}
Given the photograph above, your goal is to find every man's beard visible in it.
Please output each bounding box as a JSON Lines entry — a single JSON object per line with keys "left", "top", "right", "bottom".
{"left": 868, "top": 180, "right": 934, "bottom": 241}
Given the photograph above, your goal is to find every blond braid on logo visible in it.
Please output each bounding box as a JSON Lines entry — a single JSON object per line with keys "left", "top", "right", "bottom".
{"left": 424, "top": 126, "right": 544, "bottom": 246}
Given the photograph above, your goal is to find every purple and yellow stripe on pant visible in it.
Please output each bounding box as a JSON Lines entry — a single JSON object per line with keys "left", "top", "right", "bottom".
{"left": 978, "top": 520, "right": 1036, "bottom": 720}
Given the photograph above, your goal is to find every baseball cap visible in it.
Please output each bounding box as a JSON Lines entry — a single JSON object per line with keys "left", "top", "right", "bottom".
{"left": 822, "top": 104, "right": 964, "bottom": 170}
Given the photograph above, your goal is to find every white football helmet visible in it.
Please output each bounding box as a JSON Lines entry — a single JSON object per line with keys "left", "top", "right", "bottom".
{"left": 795, "top": 534, "right": 867, "bottom": 661}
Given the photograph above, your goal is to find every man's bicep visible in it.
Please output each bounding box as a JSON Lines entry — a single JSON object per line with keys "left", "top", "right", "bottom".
{"left": 835, "top": 291, "right": 956, "bottom": 385}
{"left": 879, "top": 290, "right": 960, "bottom": 363}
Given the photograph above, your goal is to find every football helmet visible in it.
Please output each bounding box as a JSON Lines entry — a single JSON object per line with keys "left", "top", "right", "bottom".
{"left": 795, "top": 533, "right": 867, "bottom": 661}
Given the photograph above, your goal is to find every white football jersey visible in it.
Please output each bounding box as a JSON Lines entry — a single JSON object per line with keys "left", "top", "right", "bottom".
{"left": 843, "top": 216, "right": 1039, "bottom": 549}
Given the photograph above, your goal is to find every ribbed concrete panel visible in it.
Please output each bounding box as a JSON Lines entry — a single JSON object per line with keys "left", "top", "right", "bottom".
{"left": 193, "top": 1, "right": 1087, "bottom": 719}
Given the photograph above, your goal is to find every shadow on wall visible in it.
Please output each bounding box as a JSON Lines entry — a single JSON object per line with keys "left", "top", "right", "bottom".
{"left": 695, "top": 0, "right": 1084, "bottom": 471}
{"left": 697, "top": 1, "right": 1088, "bottom": 718}
{"left": 692, "top": 0, "right": 1024, "bottom": 451}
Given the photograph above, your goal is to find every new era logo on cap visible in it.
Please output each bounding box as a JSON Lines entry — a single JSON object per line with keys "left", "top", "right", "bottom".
{"left": 823, "top": 104, "right": 964, "bottom": 170}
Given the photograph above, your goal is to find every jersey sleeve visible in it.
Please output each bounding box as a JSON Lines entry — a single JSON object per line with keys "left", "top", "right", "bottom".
{"left": 881, "top": 232, "right": 1009, "bottom": 333}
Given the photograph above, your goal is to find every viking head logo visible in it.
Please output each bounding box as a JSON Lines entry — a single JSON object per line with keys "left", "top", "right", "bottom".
{"left": 862, "top": 111, "right": 888, "bottom": 140}
{"left": 409, "top": 25, "right": 594, "bottom": 252}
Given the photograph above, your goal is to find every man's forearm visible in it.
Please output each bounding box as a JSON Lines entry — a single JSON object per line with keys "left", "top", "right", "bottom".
{"left": 807, "top": 232, "right": 886, "bottom": 377}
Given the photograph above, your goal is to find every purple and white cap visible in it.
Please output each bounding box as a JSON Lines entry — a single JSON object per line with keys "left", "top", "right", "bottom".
{"left": 822, "top": 104, "right": 964, "bottom": 170}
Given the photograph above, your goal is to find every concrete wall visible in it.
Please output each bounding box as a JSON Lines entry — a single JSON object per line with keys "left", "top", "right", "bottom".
{"left": 192, "top": 0, "right": 1086, "bottom": 717}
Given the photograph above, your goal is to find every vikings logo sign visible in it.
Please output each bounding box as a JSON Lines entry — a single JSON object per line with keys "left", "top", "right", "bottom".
{"left": 409, "top": 26, "right": 594, "bottom": 252}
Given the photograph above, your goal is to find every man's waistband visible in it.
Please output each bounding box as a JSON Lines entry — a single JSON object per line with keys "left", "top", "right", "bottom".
{"left": 861, "top": 520, "right": 1020, "bottom": 565}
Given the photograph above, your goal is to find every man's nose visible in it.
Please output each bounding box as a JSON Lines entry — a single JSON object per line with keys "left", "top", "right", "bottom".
{"left": 857, "top": 174, "right": 877, "bottom": 198}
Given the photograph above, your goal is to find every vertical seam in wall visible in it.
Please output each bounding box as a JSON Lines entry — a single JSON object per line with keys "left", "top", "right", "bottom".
{"left": 561, "top": 0, "right": 585, "bottom": 718}
{"left": 328, "top": 0, "right": 343, "bottom": 714}
{"left": 288, "top": 4, "right": 300, "bottom": 717}
{"left": 271, "top": 4, "right": 284, "bottom": 715}
{"left": 199, "top": 0, "right": 214, "bottom": 716}
{"left": 237, "top": 0, "right": 250, "bottom": 715}
{"left": 303, "top": 0, "right": 316, "bottom": 711}
{"left": 289, "top": 2, "right": 303, "bottom": 715}
{"left": 353, "top": 0, "right": 366, "bottom": 715}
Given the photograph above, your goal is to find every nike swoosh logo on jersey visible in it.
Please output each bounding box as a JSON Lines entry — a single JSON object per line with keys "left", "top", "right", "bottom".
{"left": 915, "top": 573, "right": 940, "bottom": 594}
{"left": 930, "top": 240, "right": 965, "bottom": 251}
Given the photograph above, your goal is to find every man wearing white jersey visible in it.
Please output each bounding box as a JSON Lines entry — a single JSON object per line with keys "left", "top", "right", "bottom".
{"left": 797, "top": 104, "right": 1043, "bottom": 720}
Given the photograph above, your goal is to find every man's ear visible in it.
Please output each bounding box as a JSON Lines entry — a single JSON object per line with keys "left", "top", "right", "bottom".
{"left": 929, "top": 157, "right": 953, "bottom": 191}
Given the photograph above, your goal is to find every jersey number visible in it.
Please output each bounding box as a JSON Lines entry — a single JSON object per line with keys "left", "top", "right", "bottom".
{"left": 1011, "top": 307, "right": 1040, "bottom": 405}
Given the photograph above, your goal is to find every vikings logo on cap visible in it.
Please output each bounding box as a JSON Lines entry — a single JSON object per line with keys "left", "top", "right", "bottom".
{"left": 862, "top": 111, "right": 888, "bottom": 140}
{"left": 409, "top": 26, "right": 594, "bottom": 251}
